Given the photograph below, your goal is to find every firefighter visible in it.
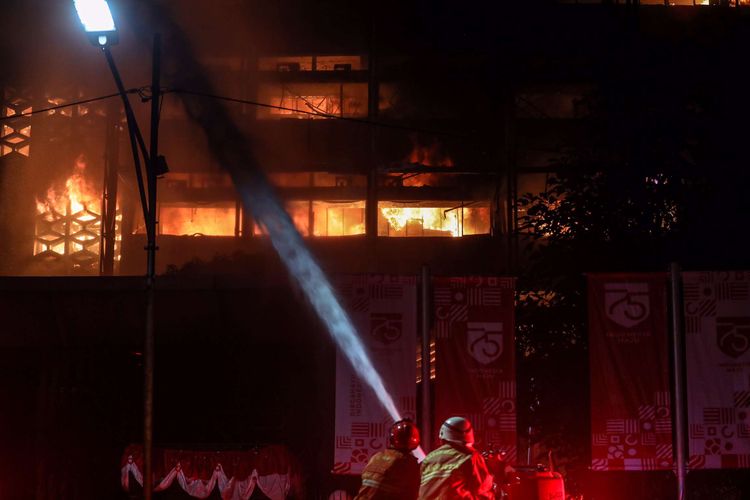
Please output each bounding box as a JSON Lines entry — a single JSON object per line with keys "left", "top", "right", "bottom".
{"left": 354, "top": 419, "right": 421, "bottom": 500}
{"left": 419, "top": 416, "right": 495, "bottom": 499}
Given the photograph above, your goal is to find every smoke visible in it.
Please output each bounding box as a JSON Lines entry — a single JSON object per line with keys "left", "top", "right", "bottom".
{"left": 124, "top": 1, "right": 422, "bottom": 455}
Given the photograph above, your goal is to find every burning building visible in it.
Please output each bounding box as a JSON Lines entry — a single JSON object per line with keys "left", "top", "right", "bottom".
{"left": 1, "top": 44, "right": 504, "bottom": 277}
{"left": 1, "top": 0, "right": 749, "bottom": 276}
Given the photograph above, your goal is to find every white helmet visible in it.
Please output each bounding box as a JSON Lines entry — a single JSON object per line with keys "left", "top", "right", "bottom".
{"left": 439, "top": 416, "right": 475, "bottom": 447}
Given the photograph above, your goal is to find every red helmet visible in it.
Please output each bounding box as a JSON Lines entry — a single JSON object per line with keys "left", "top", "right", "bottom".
{"left": 388, "top": 419, "right": 420, "bottom": 451}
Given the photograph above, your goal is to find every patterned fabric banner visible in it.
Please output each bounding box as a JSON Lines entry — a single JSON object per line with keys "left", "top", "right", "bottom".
{"left": 588, "top": 273, "right": 673, "bottom": 471}
{"left": 333, "top": 275, "right": 417, "bottom": 475}
{"left": 121, "top": 445, "right": 296, "bottom": 499}
{"left": 684, "top": 271, "right": 750, "bottom": 469}
{"left": 433, "top": 276, "right": 517, "bottom": 461}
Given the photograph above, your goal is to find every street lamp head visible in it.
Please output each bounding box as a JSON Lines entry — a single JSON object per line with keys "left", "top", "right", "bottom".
{"left": 74, "top": 0, "right": 119, "bottom": 46}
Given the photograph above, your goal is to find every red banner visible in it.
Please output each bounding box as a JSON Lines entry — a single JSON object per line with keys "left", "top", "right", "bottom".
{"left": 588, "top": 273, "right": 673, "bottom": 471}
{"left": 684, "top": 271, "right": 750, "bottom": 469}
{"left": 433, "top": 276, "right": 517, "bottom": 460}
{"left": 333, "top": 275, "right": 417, "bottom": 475}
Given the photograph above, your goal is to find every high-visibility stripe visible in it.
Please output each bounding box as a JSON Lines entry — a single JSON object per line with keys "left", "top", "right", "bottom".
{"left": 361, "top": 477, "right": 402, "bottom": 494}
{"left": 420, "top": 445, "right": 474, "bottom": 486}
{"left": 420, "top": 469, "right": 454, "bottom": 484}
{"left": 421, "top": 464, "right": 461, "bottom": 477}
{"left": 362, "top": 476, "right": 413, "bottom": 494}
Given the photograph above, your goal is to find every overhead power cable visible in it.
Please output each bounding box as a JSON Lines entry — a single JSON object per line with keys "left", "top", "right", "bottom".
{"left": 1, "top": 86, "right": 471, "bottom": 140}
{"left": 0, "top": 88, "right": 145, "bottom": 122}
{"left": 171, "top": 88, "right": 470, "bottom": 139}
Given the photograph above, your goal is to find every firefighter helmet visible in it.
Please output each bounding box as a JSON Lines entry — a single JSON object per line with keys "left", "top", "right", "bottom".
{"left": 439, "top": 416, "right": 475, "bottom": 447}
{"left": 388, "top": 419, "right": 420, "bottom": 451}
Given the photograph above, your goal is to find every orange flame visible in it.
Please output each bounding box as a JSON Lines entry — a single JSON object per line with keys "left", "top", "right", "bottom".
{"left": 33, "top": 155, "right": 121, "bottom": 267}
{"left": 160, "top": 206, "right": 237, "bottom": 236}
{"left": 380, "top": 206, "right": 460, "bottom": 237}
{"left": 402, "top": 141, "right": 454, "bottom": 187}
{"left": 36, "top": 155, "right": 98, "bottom": 219}
{"left": 313, "top": 201, "right": 365, "bottom": 236}
{"left": 407, "top": 142, "right": 454, "bottom": 168}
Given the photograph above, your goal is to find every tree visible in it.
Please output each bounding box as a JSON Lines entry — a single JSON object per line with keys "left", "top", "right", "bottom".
{"left": 512, "top": 53, "right": 731, "bottom": 492}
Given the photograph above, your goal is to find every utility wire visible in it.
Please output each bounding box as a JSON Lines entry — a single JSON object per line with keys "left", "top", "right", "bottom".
{"left": 171, "top": 88, "right": 470, "bottom": 139}
{"left": 0, "top": 88, "right": 144, "bottom": 122}
{"left": 1, "top": 86, "right": 471, "bottom": 140}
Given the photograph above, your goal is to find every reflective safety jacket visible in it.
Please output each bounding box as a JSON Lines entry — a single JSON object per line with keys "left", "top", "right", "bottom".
{"left": 418, "top": 443, "right": 494, "bottom": 499}
{"left": 354, "top": 448, "right": 421, "bottom": 500}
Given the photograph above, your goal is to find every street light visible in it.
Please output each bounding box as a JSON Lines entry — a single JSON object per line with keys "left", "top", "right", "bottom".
{"left": 73, "top": 0, "right": 119, "bottom": 46}
{"left": 74, "top": 3, "right": 160, "bottom": 500}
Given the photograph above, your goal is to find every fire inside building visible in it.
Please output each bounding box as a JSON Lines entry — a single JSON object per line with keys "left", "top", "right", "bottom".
{"left": 1, "top": 1, "right": 750, "bottom": 499}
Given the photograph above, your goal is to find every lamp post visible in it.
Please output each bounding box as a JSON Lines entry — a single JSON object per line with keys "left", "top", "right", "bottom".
{"left": 74, "top": 2, "right": 160, "bottom": 499}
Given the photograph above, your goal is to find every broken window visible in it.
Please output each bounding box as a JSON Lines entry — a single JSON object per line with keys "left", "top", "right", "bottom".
{"left": 262, "top": 173, "right": 366, "bottom": 236}
{"left": 268, "top": 172, "right": 367, "bottom": 188}
{"left": 259, "top": 56, "right": 314, "bottom": 72}
{"left": 158, "top": 203, "right": 238, "bottom": 237}
{"left": 258, "top": 55, "right": 365, "bottom": 72}
{"left": 315, "top": 55, "right": 365, "bottom": 71}
{"left": 152, "top": 171, "right": 493, "bottom": 239}
{"left": 256, "top": 83, "right": 368, "bottom": 119}
{"left": 377, "top": 201, "right": 491, "bottom": 237}
{"left": 313, "top": 201, "right": 366, "bottom": 236}
{"left": 251, "top": 200, "right": 366, "bottom": 237}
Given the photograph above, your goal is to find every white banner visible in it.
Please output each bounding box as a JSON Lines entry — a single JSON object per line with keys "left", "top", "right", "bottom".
{"left": 684, "top": 271, "right": 750, "bottom": 469}
{"left": 332, "top": 275, "right": 417, "bottom": 475}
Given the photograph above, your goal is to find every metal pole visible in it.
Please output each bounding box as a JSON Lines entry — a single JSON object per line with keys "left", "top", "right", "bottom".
{"left": 100, "top": 99, "right": 120, "bottom": 275}
{"left": 143, "top": 33, "right": 161, "bottom": 500}
{"left": 99, "top": 37, "right": 158, "bottom": 500}
{"left": 365, "top": 8, "right": 379, "bottom": 241}
{"left": 421, "top": 265, "right": 432, "bottom": 452}
{"left": 670, "top": 263, "right": 687, "bottom": 500}
{"left": 527, "top": 425, "right": 533, "bottom": 464}
{"left": 147, "top": 34, "right": 160, "bottom": 279}
{"left": 102, "top": 46, "right": 149, "bottom": 225}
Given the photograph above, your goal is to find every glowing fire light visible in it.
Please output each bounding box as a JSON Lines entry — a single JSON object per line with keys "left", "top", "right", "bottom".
{"left": 159, "top": 205, "right": 236, "bottom": 236}
{"left": 407, "top": 142, "right": 454, "bottom": 168}
{"left": 402, "top": 141, "right": 454, "bottom": 187}
{"left": 36, "top": 157, "right": 94, "bottom": 216}
{"left": 313, "top": 201, "right": 365, "bottom": 236}
{"left": 34, "top": 155, "right": 120, "bottom": 269}
{"left": 381, "top": 206, "right": 460, "bottom": 237}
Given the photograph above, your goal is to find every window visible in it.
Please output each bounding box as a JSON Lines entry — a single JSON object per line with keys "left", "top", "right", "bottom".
{"left": 516, "top": 85, "right": 592, "bottom": 119}
{"left": 257, "top": 83, "right": 368, "bottom": 119}
{"left": 377, "top": 201, "right": 491, "bottom": 237}
{"left": 159, "top": 203, "right": 238, "bottom": 237}
{"left": 253, "top": 200, "right": 366, "bottom": 237}
{"left": 268, "top": 172, "right": 367, "bottom": 188}
{"left": 313, "top": 201, "right": 366, "bottom": 236}
{"left": 258, "top": 55, "right": 366, "bottom": 72}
